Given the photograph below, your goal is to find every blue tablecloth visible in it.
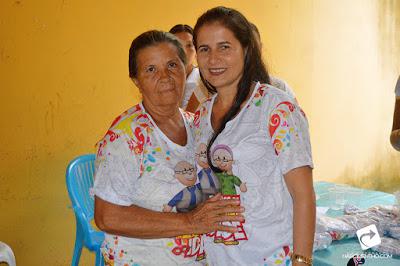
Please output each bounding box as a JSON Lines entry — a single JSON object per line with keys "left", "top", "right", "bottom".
{"left": 313, "top": 181, "right": 399, "bottom": 266}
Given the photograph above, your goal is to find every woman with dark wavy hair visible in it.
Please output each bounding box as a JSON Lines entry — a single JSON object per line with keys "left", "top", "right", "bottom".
{"left": 192, "top": 6, "right": 315, "bottom": 266}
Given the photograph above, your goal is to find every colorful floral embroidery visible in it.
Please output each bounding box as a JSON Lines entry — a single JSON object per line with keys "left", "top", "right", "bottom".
{"left": 250, "top": 84, "right": 268, "bottom": 107}
{"left": 142, "top": 146, "right": 163, "bottom": 173}
{"left": 101, "top": 237, "right": 116, "bottom": 265}
{"left": 109, "top": 105, "right": 141, "bottom": 128}
{"left": 263, "top": 246, "right": 291, "bottom": 266}
{"left": 101, "top": 236, "right": 143, "bottom": 266}
{"left": 96, "top": 130, "right": 120, "bottom": 157}
{"left": 269, "top": 101, "right": 296, "bottom": 155}
{"left": 96, "top": 105, "right": 158, "bottom": 174}
{"left": 182, "top": 110, "right": 194, "bottom": 126}
{"left": 167, "top": 235, "right": 205, "bottom": 261}
{"left": 193, "top": 103, "right": 208, "bottom": 127}
{"left": 193, "top": 110, "right": 201, "bottom": 128}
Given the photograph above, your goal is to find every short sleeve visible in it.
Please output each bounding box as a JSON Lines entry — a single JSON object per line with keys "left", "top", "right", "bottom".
{"left": 395, "top": 76, "right": 400, "bottom": 97}
{"left": 93, "top": 134, "right": 141, "bottom": 206}
{"left": 266, "top": 91, "right": 313, "bottom": 175}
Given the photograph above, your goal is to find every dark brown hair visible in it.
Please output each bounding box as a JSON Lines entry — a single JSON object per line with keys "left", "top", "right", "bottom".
{"left": 128, "top": 30, "right": 186, "bottom": 78}
{"left": 169, "top": 24, "right": 194, "bottom": 36}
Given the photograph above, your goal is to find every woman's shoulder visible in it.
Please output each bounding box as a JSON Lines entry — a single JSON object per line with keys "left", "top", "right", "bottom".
{"left": 255, "top": 83, "right": 297, "bottom": 109}
{"left": 259, "top": 82, "right": 290, "bottom": 97}
{"left": 247, "top": 82, "right": 308, "bottom": 125}
{"left": 96, "top": 103, "right": 152, "bottom": 155}
{"left": 257, "top": 83, "right": 308, "bottom": 127}
{"left": 108, "top": 103, "right": 151, "bottom": 131}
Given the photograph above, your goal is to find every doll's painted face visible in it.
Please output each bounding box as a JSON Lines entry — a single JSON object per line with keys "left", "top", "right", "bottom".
{"left": 195, "top": 143, "right": 209, "bottom": 168}
{"left": 174, "top": 161, "right": 197, "bottom": 186}
{"left": 212, "top": 146, "right": 233, "bottom": 172}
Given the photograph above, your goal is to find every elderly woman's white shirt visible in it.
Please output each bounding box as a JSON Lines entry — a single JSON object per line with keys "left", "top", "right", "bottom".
{"left": 93, "top": 103, "right": 205, "bottom": 265}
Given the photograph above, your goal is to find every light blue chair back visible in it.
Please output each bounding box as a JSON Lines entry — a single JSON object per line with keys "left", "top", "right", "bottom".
{"left": 66, "top": 154, "right": 105, "bottom": 266}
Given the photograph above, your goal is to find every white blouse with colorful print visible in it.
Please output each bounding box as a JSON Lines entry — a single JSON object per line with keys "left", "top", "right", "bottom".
{"left": 193, "top": 82, "right": 313, "bottom": 266}
{"left": 93, "top": 103, "right": 205, "bottom": 266}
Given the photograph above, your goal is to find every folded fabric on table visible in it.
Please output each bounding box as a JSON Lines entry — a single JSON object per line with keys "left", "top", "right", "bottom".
{"left": 313, "top": 204, "right": 400, "bottom": 255}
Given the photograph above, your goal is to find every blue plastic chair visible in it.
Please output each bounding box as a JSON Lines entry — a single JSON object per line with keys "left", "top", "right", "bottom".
{"left": 66, "top": 154, "right": 105, "bottom": 266}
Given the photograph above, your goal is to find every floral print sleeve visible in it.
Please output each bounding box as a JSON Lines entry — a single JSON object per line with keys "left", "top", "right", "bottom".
{"left": 93, "top": 105, "right": 147, "bottom": 206}
{"left": 93, "top": 133, "right": 141, "bottom": 206}
{"left": 266, "top": 90, "right": 313, "bottom": 175}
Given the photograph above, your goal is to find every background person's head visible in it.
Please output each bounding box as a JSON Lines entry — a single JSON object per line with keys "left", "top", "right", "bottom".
{"left": 128, "top": 30, "right": 187, "bottom": 110}
{"left": 193, "top": 6, "right": 271, "bottom": 172}
{"left": 169, "top": 24, "right": 196, "bottom": 76}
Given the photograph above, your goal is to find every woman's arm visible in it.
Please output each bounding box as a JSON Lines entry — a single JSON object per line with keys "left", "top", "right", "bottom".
{"left": 94, "top": 193, "right": 245, "bottom": 239}
{"left": 284, "top": 166, "right": 315, "bottom": 265}
{"left": 391, "top": 97, "right": 400, "bottom": 151}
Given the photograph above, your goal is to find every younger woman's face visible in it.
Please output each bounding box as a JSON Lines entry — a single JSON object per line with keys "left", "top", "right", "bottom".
{"left": 196, "top": 22, "right": 245, "bottom": 92}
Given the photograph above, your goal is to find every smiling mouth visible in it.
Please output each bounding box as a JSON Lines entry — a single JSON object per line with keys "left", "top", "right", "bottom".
{"left": 209, "top": 68, "right": 226, "bottom": 75}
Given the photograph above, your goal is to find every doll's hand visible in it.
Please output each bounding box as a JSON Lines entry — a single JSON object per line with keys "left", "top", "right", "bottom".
{"left": 162, "top": 204, "right": 173, "bottom": 212}
{"left": 240, "top": 182, "right": 247, "bottom": 192}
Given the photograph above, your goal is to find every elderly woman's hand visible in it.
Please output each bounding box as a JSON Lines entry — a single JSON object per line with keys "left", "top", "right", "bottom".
{"left": 184, "top": 193, "right": 245, "bottom": 234}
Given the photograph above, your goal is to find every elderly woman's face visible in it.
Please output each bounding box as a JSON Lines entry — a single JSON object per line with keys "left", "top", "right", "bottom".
{"left": 134, "top": 42, "right": 186, "bottom": 107}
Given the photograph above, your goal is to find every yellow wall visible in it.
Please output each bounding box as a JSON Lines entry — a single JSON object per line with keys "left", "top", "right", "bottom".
{"left": 0, "top": 0, "right": 399, "bottom": 265}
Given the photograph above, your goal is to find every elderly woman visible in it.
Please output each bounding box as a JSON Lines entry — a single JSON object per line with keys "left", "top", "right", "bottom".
{"left": 93, "top": 30, "right": 244, "bottom": 266}
{"left": 192, "top": 7, "right": 315, "bottom": 266}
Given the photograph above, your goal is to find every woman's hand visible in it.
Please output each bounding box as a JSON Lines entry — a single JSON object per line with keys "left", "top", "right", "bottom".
{"left": 184, "top": 193, "right": 245, "bottom": 234}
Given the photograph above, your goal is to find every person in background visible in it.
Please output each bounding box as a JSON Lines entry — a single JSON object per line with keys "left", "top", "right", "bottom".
{"left": 391, "top": 75, "right": 400, "bottom": 151}
{"left": 170, "top": 24, "right": 209, "bottom": 112}
{"left": 93, "top": 30, "right": 244, "bottom": 266}
{"left": 193, "top": 6, "right": 315, "bottom": 266}
{"left": 250, "top": 22, "right": 297, "bottom": 101}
